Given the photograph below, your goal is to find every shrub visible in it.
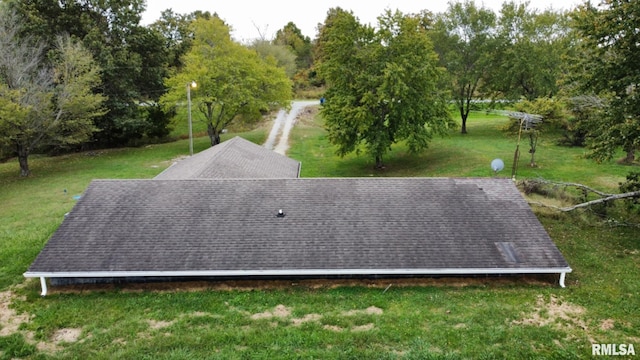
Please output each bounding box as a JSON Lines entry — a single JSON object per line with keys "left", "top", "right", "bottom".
{"left": 619, "top": 171, "right": 640, "bottom": 213}
{"left": 143, "top": 103, "right": 175, "bottom": 139}
{"left": 559, "top": 95, "right": 605, "bottom": 147}
{"left": 503, "top": 97, "right": 565, "bottom": 134}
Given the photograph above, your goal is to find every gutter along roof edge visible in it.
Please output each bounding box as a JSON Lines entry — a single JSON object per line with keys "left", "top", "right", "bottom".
{"left": 25, "top": 267, "right": 572, "bottom": 278}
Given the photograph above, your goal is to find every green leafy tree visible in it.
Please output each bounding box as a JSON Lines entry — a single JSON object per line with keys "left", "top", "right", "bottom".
{"left": 8, "top": 0, "right": 172, "bottom": 146}
{"left": 572, "top": 0, "right": 640, "bottom": 163}
{"left": 161, "top": 16, "right": 292, "bottom": 146}
{"left": 274, "top": 22, "right": 318, "bottom": 90}
{"left": 431, "top": 0, "right": 497, "bottom": 134}
{"left": 148, "top": 9, "right": 194, "bottom": 71}
{"left": 619, "top": 171, "right": 640, "bottom": 212}
{"left": 560, "top": 95, "right": 604, "bottom": 147}
{"left": 317, "top": 9, "right": 454, "bottom": 168}
{"left": 274, "top": 22, "right": 313, "bottom": 71}
{"left": 0, "top": 10, "right": 105, "bottom": 176}
{"left": 250, "top": 40, "right": 297, "bottom": 78}
{"left": 490, "top": 2, "right": 570, "bottom": 100}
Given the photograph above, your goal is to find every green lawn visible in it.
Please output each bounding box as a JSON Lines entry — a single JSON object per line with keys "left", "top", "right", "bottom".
{"left": 0, "top": 110, "right": 638, "bottom": 359}
{"left": 288, "top": 109, "right": 629, "bottom": 189}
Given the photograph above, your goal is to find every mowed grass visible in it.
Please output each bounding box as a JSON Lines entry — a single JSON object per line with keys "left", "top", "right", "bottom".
{"left": 288, "top": 108, "right": 630, "bottom": 190}
{"left": 0, "top": 109, "right": 639, "bottom": 359}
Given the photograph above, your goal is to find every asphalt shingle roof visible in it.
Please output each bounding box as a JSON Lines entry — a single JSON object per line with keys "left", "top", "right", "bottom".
{"left": 154, "top": 136, "right": 300, "bottom": 179}
{"left": 26, "top": 178, "right": 570, "bottom": 276}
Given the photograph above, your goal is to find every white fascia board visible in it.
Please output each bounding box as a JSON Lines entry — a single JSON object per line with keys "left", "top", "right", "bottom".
{"left": 24, "top": 267, "right": 572, "bottom": 278}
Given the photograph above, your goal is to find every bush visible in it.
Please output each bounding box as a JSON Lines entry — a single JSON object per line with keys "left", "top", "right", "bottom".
{"left": 143, "top": 103, "right": 175, "bottom": 139}
{"left": 558, "top": 96, "right": 604, "bottom": 147}
{"left": 503, "top": 97, "right": 566, "bottom": 134}
{"left": 619, "top": 171, "right": 640, "bottom": 213}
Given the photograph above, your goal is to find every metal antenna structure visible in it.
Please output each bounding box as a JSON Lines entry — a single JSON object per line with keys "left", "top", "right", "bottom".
{"left": 490, "top": 110, "right": 543, "bottom": 181}
{"left": 507, "top": 111, "right": 543, "bottom": 180}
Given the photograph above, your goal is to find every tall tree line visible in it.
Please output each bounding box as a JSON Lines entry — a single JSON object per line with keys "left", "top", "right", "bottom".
{"left": 0, "top": 5, "right": 105, "bottom": 176}
{"left": 312, "top": 0, "right": 640, "bottom": 166}
{"left": 429, "top": 0, "right": 572, "bottom": 134}
{"left": 6, "top": 0, "right": 173, "bottom": 147}
{"left": 0, "top": 1, "right": 294, "bottom": 176}
{"left": 570, "top": 0, "right": 640, "bottom": 163}
{"left": 2, "top": 0, "right": 639, "bottom": 173}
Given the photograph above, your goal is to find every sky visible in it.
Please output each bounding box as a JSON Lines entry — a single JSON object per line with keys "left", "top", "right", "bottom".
{"left": 141, "top": 0, "right": 584, "bottom": 43}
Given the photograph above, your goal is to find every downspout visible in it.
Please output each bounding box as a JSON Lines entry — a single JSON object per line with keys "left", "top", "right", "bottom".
{"left": 297, "top": 162, "right": 302, "bottom": 178}
{"left": 40, "top": 277, "right": 48, "bottom": 296}
{"left": 559, "top": 272, "right": 566, "bottom": 288}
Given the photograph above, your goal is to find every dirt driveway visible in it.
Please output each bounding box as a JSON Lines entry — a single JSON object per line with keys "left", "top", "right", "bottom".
{"left": 264, "top": 100, "right": 318, "bottom": 154}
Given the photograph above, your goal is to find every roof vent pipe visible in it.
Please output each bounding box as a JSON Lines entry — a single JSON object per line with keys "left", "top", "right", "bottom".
{"left": 276, "top": 209, "right": 286, "bottom": 218}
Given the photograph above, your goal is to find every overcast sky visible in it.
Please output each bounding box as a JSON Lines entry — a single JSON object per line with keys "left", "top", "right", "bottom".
{"left": 141, "top": 0, "right": 584, "bottom": 43}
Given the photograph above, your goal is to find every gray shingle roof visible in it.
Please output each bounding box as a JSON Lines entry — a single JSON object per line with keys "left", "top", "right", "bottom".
{"left": 25, "top": 178, "right": 570, "bottom": 277}
{"left": 154, "top": 136, "right": 300, "bottom": 179}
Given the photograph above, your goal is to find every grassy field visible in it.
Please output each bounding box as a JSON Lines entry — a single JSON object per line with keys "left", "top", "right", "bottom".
{"left": 288, "top": 109, "right": 630, "bottom": 189}
{"left": 0, "top": 109, "right": 638, "bottom": 359}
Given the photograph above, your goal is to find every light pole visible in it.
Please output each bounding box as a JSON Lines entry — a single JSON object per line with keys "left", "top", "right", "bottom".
{"left": 187, "top": 81, "right": 197, "bottom": 156}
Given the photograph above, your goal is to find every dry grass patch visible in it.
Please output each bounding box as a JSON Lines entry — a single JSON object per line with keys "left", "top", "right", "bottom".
{"left": 30, "top": 326, "right": 82, "bottom": 353}
{"left": 1, "top": 290, "right": 89, "bottom": 354}
{"left": 0, "top": 290, "right": 29, "bottom": 336}
{"left": 113, "top": 338, "right": 127, "bottom": 345}
{"left": 593, "top": 175, "right": 626, "bottom": 190}
{"left": 250, "top": 305, "right": 291, "bottom": 320}
{"left": 351, "top": 323, "right": 375, "bottom": 332}
{"left": 512, "top": 294, "right": 592, "bottom": 341}
{"left": 249, "top": 305, "right": 325, "bottom": 327}
{"left": 291, "top": 313, "right": 322, "bottom": 326}
{"left": 323, "top": 325, "right": 344, "bottom": 332}
{"left": 52, "top": 328, "right": 82, "bottom": 343}
{"left": 342, "top": 306, "right": 383, "bottom": 316}
{"left": 147, "top": 319, "right": 174, "bottom": 330}
{"left": 231, "top": 302, "right": 387, "bottom": 334}
{"left": 599, "top": 319, "right": 615, "bottom": 331}
{"left": 513, "top": 295, "right": 585, "bottom": 327}
{"left": 293, "top": 106, "right": 319, "bottom": 127}
{"left": 33, "top": 337, "right": 62, "bottom": 353}
{"left": 627, "top": 336, "right": 640, "bottom": 344}
{"left": 189, "top": 311, "right": 209, "bottom": 317}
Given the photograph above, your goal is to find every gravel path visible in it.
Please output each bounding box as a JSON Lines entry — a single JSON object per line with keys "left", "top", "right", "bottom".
{"left": 265, "top": 100, "right": 318, "bottom": 155}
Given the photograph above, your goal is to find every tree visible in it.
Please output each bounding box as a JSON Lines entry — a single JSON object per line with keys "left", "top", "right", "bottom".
{"left": 572, "top": 0, "right": 640, "bottom": 163}
{"left": 490, "top": 2, "right": 570, "bottom": 100}
{"left": 317, "top": 9, "right": 455, "bottom": 168}
{"left": 0, "top": 10, "right": 105, "bottom": 176}
{"left": 274, "top": 22, "right": 319, "bottom": 90}
{"left": 148, "top": 9, "right": 194, "bottom": 71}
{"left": 161, "top": 16, "right": 292, "bottom": 146}
{"left": 274, "top": 22, "right": 313, "bottom": 71}
{"left": 250, "top": 39, "right": 298, "bottom": 78}
{"left": 8, "top": 0, "right": 173, "bottom": 146}
{"left": 431, "top": 0, "right": 496, "bottom": 134}
{"left": 560, "top": 95, "right": 604, "bottom": 147}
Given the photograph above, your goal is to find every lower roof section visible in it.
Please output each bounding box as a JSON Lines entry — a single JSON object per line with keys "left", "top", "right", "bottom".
{"left": 154, "top": 136, "right": 301, "bottom": 179}
{"left": 25, "top": 177, "right": 571, "bottom": 283}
